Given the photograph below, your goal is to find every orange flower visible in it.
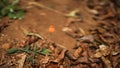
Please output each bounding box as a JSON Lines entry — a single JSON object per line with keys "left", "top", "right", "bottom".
{"left": 48, "top": 25, "right": 55, "bottom": 33}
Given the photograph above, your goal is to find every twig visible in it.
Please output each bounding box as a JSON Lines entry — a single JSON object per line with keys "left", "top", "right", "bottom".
{"left": 29, "top": 2, "right": 67, "bottom": 16}
{"left": 53, "top": 43, "right": 68, "bottom": 50}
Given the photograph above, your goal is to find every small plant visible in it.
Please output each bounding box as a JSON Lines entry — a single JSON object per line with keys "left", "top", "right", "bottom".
{"left": 0, "top": 0, "right": 25, "bottom": 19}
{"left": 7, "top": 44, "right": 51, "bottom": 64}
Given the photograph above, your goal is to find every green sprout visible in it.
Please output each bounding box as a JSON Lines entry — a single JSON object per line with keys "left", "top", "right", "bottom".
{"left": 7, "top": 44, "right": 51, "bottom": 65}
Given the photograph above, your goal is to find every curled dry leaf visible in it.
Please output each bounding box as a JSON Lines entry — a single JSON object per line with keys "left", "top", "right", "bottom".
{"left": 17, "top": 53, "right": 27, "bottom": 68}
{"left": 62, "top": 27, "right": 72, "bottom": 32}
{"left": 78, "top": 35, "right": 94, "bottom": 42}
{"left": 89, "top": 57, "right": 101, "bottom": 63}
{"left": 73, "top": 41, "right": 81, "bottom": 49}
{"left": 101, "top": 56, "right": 112, "bottom": 68}
{"left": 65, "top": 18, "right": 76, "bottom": 27}
{"left": 66, "top": 51, "right": 77, "bottom": 61}
{"left": 99, "top": 44, "right": 110, "bottom": 56}
{"left": 40, "top": 55, "right": 50, "bottom": 64}
{"left": 47, "top": 63, "right": 58, "bottom": 68}
{"left": 27, "top": 32, "right": 44, "bottom": 40}
{"left": 94, "top": 45, "right": 110, "bottom": 58}
{"left": 72, "top": 57, "right": 89, "bottom": 65}
{"left": 91, "top": 63, "right": 102, "bottom": 68}
{"left": 99, "top": 45, "right": 108, "bottom": 51}
{"left": 62, "top": 27, "right": 78, "bottom": 38}
{"left": 22, "top": 36, "right": 39, "bottom": 47}
{"left": 94, "top": 51, "right": 102, "bottom": 58}
{"left": 53, "top": 49, "right": 67, "bottom": 63}
{"left": 78, "top": 28, "right": 86, "bottom": 35}
{"left": 49, "top": 45, "right": 55, "bottom": 51}
{"left": 88, "top": 9, "right": 99, "bottom": 15}
{"left": 21, "top": 27, "right": 44, "bottom": 39}
{"left": 112, "top": 51, "right": 119, "bottom": 56}
{"left": 65, "top": 17, "right": 82, "bottom": 27}
{"left": 81, "top": 50, "right": 88, "bottom": 57}
{"left": 66, "top": 9, "right": 80, "bottom": 17}
{"left": 112, "top": 54, "right": 120, "bottom": 68}
{"left": 62, "top": 27, "right": 83, "bottom": 38}
{"left": 73, "top": 47, "right": 82, "bottom": 58}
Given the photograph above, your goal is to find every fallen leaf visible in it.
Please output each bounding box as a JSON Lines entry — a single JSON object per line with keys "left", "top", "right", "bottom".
{"left": 53, "top": 49, "right": 67, "bottom": 63}
{"left": 66, "top": 9, "right": 80, "bottom": 17}
{"left": 78, "top": 35, "right": 94, "bottom": 42}
{"left": 40, "top": 55, "right": 50, "bottom": 64}
{"left": 99, "top": 44, "right": 108, "bottom": 51}
{"left": 78, "top": 28, "right": 86, "bottom": 35}
{"left": 94, "top": 51, "right": 102, "bottom": 58}
{"left": 73, "top": 47, "right": 82, "bottom": 58}
{"left": 82, "top": 51, "right": 88, "bottom": 57}
{"left": 17, "top": 53, "right": 27, "bottom": 68}
{"left": 72, "top": 57, "right": 89, "bottom": 65}
{"left": 66, "top": 51, "right": 77, "bottom": 60}
{"left": 65, "top": 17, "right": 82, "bottom": 27}
{"left": 27, "top": 33, "right": 44, "bottom": 40}
{"left": 88, "top": 9, "right": 99, "bottom": 15}
{"left": 99, "top": 44, "right": 110, "bottom": 56}
{"left": 22, "top": 36, "right": 39, "bottom": 47}
{"left": 47, "top": 63, "right": 58, "bottom": 68}
{"left": 62, "top": 27, "right": 72, "bottom": 32}
{"left": 21, "top": 27, "right": 44, "bottom": 39}
{"left": 101, "top": 56, "right": 112, "bottom": 68}
{"left": 112, "top": 51, "right": 119, "bottom": 56}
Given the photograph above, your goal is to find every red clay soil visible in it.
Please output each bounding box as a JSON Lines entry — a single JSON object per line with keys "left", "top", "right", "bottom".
{"left": 0, "top": 0, "right": 120, "bottom": 68}
{"left": 0, "top": 0, "right": 98, "bottom": 49}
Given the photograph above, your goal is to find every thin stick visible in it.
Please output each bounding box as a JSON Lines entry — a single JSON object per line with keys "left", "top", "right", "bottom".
{"left": 29, "top": 2, "right": 67, "bottom": 16}
{"left": 54, "top": 43, "right": 68, "bottom": 50}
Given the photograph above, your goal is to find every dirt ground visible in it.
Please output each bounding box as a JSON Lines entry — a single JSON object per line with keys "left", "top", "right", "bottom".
{"left": 0, "top": 0, "right": 120, "bottom": 68}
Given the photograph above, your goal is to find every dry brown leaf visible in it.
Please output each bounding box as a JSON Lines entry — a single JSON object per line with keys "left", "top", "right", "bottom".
{"left": 72, "top": 57, "right": 89, "bottom": 65}
{"left": 94, "top": 51, "right": 102, "bottom": 58}
{"left": 73, "top": 47, "right": 82, "bottom": 58}
{"left": 79, "top": 35, "right": 94, "bottom": 42}
{"left": 99, "top": 45, "right": 110, "bottom": 56}
{"left": 66, "top": 51, "right": 77, "bottom": 60}
{"left": 88, "top": 9, "right": 99, "bottom": 15}
{"left": 47, "top": 63, "right": 58, "bottom": 68}
{"left": 53, "top": 49, "right": 67, "bottom": 63}
{"left": 65, "top": 18, "right": 82, "bottom": 27}
{"left": 62, "top": 27, "right": 72, "bottom": 32}
{"left": 78, "top": 28, "right": 86, "bottom": 35}
{"left": 17, "top": 53, "right": 27, "bottom": 68}
{"left": 22, "top": 36, "right": 39, "bottom": 47}
{"left": 66, "top": 9, "right": 80, "bottom": 17}
{"left": 41, "top": 55, "right": 50, "bottom": 64}
{"left": 101, "top": 56, "right": 112, "bottom": 68}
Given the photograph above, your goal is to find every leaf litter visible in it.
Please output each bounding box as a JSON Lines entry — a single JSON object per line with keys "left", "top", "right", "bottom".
{"left": 0, "top": 0, "right": 120, "bottom": 68}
